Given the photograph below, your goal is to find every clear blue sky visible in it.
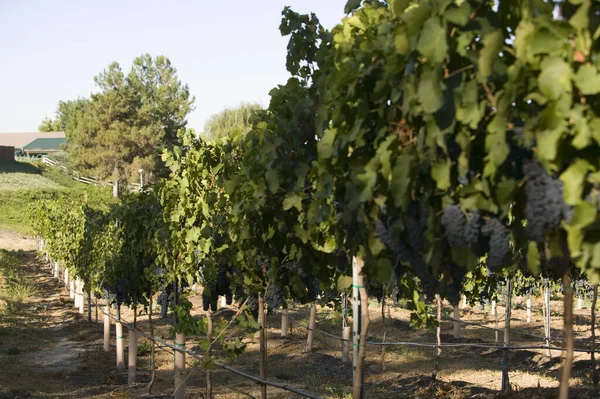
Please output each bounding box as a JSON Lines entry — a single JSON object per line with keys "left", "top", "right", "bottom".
{"left": 0, "top": 0, "right": 348, "bottom": 133}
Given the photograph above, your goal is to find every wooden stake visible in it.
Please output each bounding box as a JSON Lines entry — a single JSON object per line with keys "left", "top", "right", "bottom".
{"left": 116, "top": 306, "right": 124, "bottom": 370}
{"left": 64, "top": 268, "right": 69, "bottom": 288}
{"left": 258, "top": 295, "right": 267, "bottom": 399}
{"left": 342, "top": 326, "right": 351, "bottom": 363}
{"left": 558, "top": 273, "right": 574, "bottom": 399}
{"left": 128, "top": 329, "right": 137, "bottom": 385}
{"left": 462, "top": 295, "right": 467, "bottom": 309}
{"left": 453, "top": 304, "right": 461, "bottom": 339}
{"left": 592, "top": 285, "right": 598, "bottom": 387}
{"left": 78, "top": 280, "right": 85, "bottom": 314}
{"left": 174, "top": 333, "right": 186, "bottom": 399}
{"left": 352, "top": 257, "right": 370, "bottom": 399}
{"left": 306, "top": 304, "right": 316, "bottom": 352}
{"left": 494, "top": 298, "right": 499, "bottom": 343}
{"left": 526, "top": 292, "right": 531, "bottom": 323}
{"left": 281, "top": 308, "right": 289, "bottom": 338}
{"left": 545, "top": 283, "right": 551, "bottom": 357}
{"left": 206, "top": 309, "right": 213, "bottom": 399}
{"left": 103, "top": 305, "right": 110, "bottom": 352}
{"left": 381, "top": 298, "right": 386, "bottom": 372}
{"left": 578, "top": 296, "right": 583, "bottom": 310}
{"left": 501, "top": 278, "right": 512, "bottom": 392}
{"left": 433, "top": 294, "right": 441, "bottom": 379}
{"left": 87, "top": 289, "right": 91, "bottom": 322}
{"left": 70, "top": 280, "right": 75, "bottom": 300}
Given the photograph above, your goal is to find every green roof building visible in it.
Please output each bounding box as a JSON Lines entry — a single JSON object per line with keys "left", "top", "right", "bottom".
{"left": 21, "top": 137, "right": 67, "bottom": 155}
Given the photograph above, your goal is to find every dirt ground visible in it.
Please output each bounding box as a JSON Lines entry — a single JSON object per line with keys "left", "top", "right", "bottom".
{"left": 1, "top": 234, "right": 600, "bottom": 398}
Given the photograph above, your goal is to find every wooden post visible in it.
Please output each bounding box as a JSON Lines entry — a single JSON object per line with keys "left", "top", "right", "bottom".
{"left": 54, "top": 261, "right": 59, "bottom": 279}
{"left": 453, "top": 304, "right": 461, "bottom": 339}
{"left": 578, "top": 296, "right": 583, "bottom": 310}
{"left": 433, "top": 294, "right": 441, "bottom": 379}
{"left": 281, "top": 308, "right": 289, "bottom": 338}
{"left": 258, "top": 295, "right": 267, "bottom": 399}
{"left": 206, "top": 309, "right": 213, "bottom": 399}
{"left": 352, "top": 257, "right": 369, "bottom": 399}
{"left": 70, "top": 280, "right": 75, "bottom": 300}
{"left": 306, "top": 304, "right": 316, "bottom": 352}
{"left": 352, "top": 257, "right": 360, "bottom": 373}
{"left": 592, "top": 285, "right": 598, "bottom": 387}
{"left": 545, "top": 282, "right": 551, "bottom": 357}
{"left": 526, "top": 292, "right": 531, "bottom": 323}
{"left": 501, "top": 278, "right": 512, "bottom": 392}
{"left": 104, "top": 305, "right": 110, "bottom": 352}
{"left": 558, "top": 273, "right": 574, "bottom": 399}
{"left": 174, "top": 333, "right": 186, "bottom": 399}
{"left": 78, "top": 280, "right": 85, "bottom": 314}
{"left": 87, "top": 289, "right": 92, "bottom": 322}
{"left": 116, "top": 306, "right": 124, "bottom": 370}
{"left": 74, "top": 279, "right": 80, "bottom": 308}
{"left": 64, "top": 268, "right": 69, "bottom": 288}
{"left": 128, "top": 329, "right": 137, "bottom": 385}
{"left": 494, "top": 298, "right": 499, "bottom": 343}
{"left": 461, "top": 295, "right": 467, "bottom": 309}
{"left": 342, "top": 326, "right": 351, "bottom": 363}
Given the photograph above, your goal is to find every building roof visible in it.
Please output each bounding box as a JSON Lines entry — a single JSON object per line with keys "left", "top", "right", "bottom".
{"left": 0, "top": 132, "right": 66, "bottom": 149}
{"left": 22, "top": 137, "right": 67, "bottom": 152}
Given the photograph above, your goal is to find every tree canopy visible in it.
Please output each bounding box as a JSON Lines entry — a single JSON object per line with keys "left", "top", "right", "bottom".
{"left": 203, "top": 102, "right": 262, "bottom": 140}
{"left": 62, "top": 54, "right": 195, "bottom": 182}
{"left": 38, "top": 98, "right": 89, "bottom": 133}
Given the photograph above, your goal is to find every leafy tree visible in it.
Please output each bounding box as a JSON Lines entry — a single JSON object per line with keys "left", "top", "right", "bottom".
{"left": 203, "top": 102, "right": 262, "bottom": 140}
{"left": 39, "top": 98, "right": 89, "bottom": 133}
{"left": 38, "top": 117, "right": 61, "bottom": 132}
{"left": 67, "top": 54, "right": 195, "bottom": 183}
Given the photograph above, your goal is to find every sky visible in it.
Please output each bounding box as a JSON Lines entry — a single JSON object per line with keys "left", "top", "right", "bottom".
{"left": 0, "top": 0, "right": 348, "bottom": 133}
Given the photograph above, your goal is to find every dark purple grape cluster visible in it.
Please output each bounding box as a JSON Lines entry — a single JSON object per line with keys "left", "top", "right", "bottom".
{"left": 482, "top": 218, "right": 510, "bottom": 271}
{"left": 441, "top": 205, "right": 467, "bottom": 247}
{"left": 446, "top": 262, "right": 466, "bottom": 306}
{"left": 523, "top": 160, "right": 571, "bottom": 243}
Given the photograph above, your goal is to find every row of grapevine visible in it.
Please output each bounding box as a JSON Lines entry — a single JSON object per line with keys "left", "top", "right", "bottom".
{"left": 32, "top": 0, "right": 600, "bottom": 398}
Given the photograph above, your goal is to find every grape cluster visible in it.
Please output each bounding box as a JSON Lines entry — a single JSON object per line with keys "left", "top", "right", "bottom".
{"left": 266, "top": 283, "right": 283, "bottom": 309}
{"left": 441, "top": 205, "right": 467, "bottom": 247}
{"left": 375, "top": 201, "right": 437, "bottom": 300}
{"left": 201, "top": 263, "right": 233, "bottom": 312}
{"left": 482, "top": 218, "right": 510, "bottom": 271}
{"left": 446, "top": 262, "right": 466, "bottom": 306}
{"left": 523, "top": 159, "right": 571, "bottom": 243}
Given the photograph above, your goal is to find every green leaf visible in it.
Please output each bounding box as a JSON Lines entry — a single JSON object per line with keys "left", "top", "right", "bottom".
{"left": 560, "top": 159, "right": 591, "bottom": 205}
{"left": 526, "top": 242, "right": 540, "bottom": 275}
{"left": 538, "top": 57, "right": 572, "bottom": 101}
{"left": 318, "top": 128, "right": 337, "bottom": 159}
{"left": 536, "top": 125, "right": 564, "bottom": 162}
{"left": 394, "top": 25, "right": 409, "bottom": 55}
{"left": 573, "top": 64, "right": 600, "bottom": 95}
{"left": 417, "top": 17, "right": 448, "bottom": 64}
{"left": 282, "top": 192, "right": 303, "bottom": 212}
{"left": 478, "top": 30, "right": 503, "bottom": 81}
{"left": 569, "top": 0, "right": 590, "bottom": 30}
{"left": 344, "top": 0, "right": 362, "bottom": 14}
{"left": 376, "top": 258, "right": 393, "bottom": 283}
{"left": 418, "top": 68, "right": 443, "bottom": 113}
{"left": 444, "top": 2, "right": 472, "bottom": 26}
{"left": 431, "top": 158, "right": 451, "bottom": 190}
{"left": 391, "top": 0, "right": 410, "bottom": 16}
{"left": 569, "top": 200, "right": 597, "bottom": 228}
{"left": 390, "top": 149, "right": 414, "bottom": 209}
{"left": 337, "top": 275, "right": 352, "bottom": 291}
{"left": 265, "top": 169, "right": 279, "bottom": 193}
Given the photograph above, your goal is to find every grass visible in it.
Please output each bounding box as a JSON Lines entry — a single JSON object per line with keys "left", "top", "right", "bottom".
{"left": 0, "top": 250, "right": 37, "bottom": 317}
{"left": 0, "top": 160, "right": 113, "bottom": 234}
